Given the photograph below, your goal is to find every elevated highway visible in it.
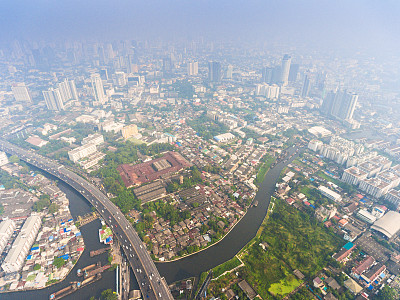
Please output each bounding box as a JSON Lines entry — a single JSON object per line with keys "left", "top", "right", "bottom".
{"left": 0, "top": 140, "right": 173, "bottom": 300}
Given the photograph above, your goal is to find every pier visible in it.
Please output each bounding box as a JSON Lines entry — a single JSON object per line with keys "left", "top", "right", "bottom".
{"left": 77, "top": 211, "right": 99, "bottom": 227}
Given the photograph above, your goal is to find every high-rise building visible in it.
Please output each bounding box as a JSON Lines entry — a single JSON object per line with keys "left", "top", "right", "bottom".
{"left": 301, "top": 75, "right": 311, "bottom": 98}
{"left": 43, "top": 88, "right": 64, "bottom": 111}
{"left": 288, "top": 64, "right": 299, "bottom": 82}
{"left": 208, "top": 61, "right": 222, "bottom": 83}
{"left": 321, "top": 90, "right": 358, "bottom": 121}
{"left": 187, "top": 62, "right": 199, "bottom": 76}
{"left": 58, "top": 79, "right": 78, "bottom": 102}
{"left": 11, "top": 83, "right": 32, "bottom": 102}
{"left": 226, "top": 65, "right": 233, "bottom": 79}
{"left": 122, "top": 124, "right": 139, "bottom": 139}
{"left": 91, "top": 73, "right": 106, "bottom": 104}
{"left": 261, "top": 67, "right": 274, "bottom": 84}
{"left": 279, "top": 54, "right": 291, "bottom": 86}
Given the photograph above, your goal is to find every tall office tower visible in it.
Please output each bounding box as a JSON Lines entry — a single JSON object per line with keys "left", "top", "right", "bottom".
{"left": 187, "top": 62, "right": 199, "bottom": 76}
{"left": 226, "top": 65, "right": 233, "bottom": 79}
{"left": 43, "top": 88, "right": 64, "bottom": 111}
{"left": 91, "top": 73, "right": 106, "bottom": 105}
{"left": 261, "top": 67, "right": 274, "bottom": 84}
{"left": 301, "top": 75, "right": 311, "bottom": 98}
{"left": 11, "top": 83, "right": 32, "bottom": 102}
{"left": 208, "top": 61, "right": 222, "bottom": 82}
{"left": 288, "top": 64, "right": 299, "bottom": 82}
{"left": 279, "top": 54, "right": 292, "bottom": 86}
{"left": 321, "top": 90, "right": 358, "bottom": 121}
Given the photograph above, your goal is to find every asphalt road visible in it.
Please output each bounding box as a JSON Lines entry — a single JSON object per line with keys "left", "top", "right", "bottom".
{"left": 0, "top": 140, "right": 173, "bottom": 300}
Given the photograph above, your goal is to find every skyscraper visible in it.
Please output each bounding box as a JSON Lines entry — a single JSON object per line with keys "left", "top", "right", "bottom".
{"left": 187, "top": 62, "right": 198, "bottom": 76}
{"left": 43, "top": 88, "right": 64, "bottom": 111}
{"left": 301, "top": 75, "right": 311, "bottom": 98}
{"left": 288, "top": 64, "right": 299, "bottom": 82}
{"left": 91, "top": 73, "right": 106, "bottom": 105}
{"left": 279, "top": 54, "right": 291, "bottom": 86}
{"left": 208, "top": 61, "right": 222, "bottom": 83}
{"left": 11, "top": 83, "right": 32, "bottom": 102}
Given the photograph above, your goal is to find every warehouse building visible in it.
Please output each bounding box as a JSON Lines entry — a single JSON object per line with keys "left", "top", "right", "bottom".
{"left": 371, "top": 211, "right": 400, "bottom": 240}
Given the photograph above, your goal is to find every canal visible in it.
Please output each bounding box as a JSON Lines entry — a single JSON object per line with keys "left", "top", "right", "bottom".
{"left": 3, "top": 146, "right": 300, "bottom": 299}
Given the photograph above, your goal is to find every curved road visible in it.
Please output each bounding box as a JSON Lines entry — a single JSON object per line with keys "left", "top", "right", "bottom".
{"left": 0, "top": 140, "right": 173, "bottom": 300}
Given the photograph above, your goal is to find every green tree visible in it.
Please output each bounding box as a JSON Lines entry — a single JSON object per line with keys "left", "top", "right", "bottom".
{"left": 33, "top": 264, "right": 41, "bottom": 271}
{"left": 374, "top": 286, "right": 397, "bottom": 300}
{"left": 101, "top": 289, "right": 118, "bottom": 300}
{"left": 52, "top": 257, "right": 66, "bottom": 269}
{"left": 48, "top": 203, "right": 59, "bottom": 214}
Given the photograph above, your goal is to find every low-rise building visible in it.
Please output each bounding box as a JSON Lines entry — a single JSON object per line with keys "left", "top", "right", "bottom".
{"left": 318, "top": 185, "right": 342, "bottom": 202}
{"left": 68, "top": 143, "right": 97, "bottom": 163}
{"left": 1, "top": 215, "right": 41, "bottom": 274}
{"left": 82, "top": 133, "right": 104, "bottom": 146}
{"left": 356, "top": 209, "right": 377, "bottom": 224}
{"left": 0, "top": 219, "right": 16, "bottom": 254}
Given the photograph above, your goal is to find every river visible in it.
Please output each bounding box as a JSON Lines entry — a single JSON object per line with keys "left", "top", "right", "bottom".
{"left": 3, "top": 146, "right": 299, "bottom": 299}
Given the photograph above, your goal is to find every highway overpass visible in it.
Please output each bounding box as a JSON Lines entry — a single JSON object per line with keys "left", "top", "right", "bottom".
{"left": 0, "top": 139, "right": 174, "bottom": 300}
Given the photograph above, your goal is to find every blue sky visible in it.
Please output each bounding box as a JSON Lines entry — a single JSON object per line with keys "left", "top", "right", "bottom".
{"left": 0, "top": 0, "right": 399, "bottom": 52}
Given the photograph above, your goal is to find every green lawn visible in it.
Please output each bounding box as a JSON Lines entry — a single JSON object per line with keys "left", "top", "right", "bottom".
{"left": 268, "top": 275, "right": 302, "bottom": 297}
{"left": 127, "top": 138, "right": 145, "bottom": 145}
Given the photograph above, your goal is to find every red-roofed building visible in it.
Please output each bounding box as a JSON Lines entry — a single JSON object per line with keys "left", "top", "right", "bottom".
{"left": 352, "top": 256, "right": 375, "bottom": 278}
{"left": 118, "top": 151, "right": 191, "bottom": 187}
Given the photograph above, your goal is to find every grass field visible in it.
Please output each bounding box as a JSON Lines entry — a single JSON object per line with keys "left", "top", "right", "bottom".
{"left": 128, "top": 137, "right": 145, "bottom": 145}
{"left": 212, "top": 256, "right": 242, "bottom": 278}
{"left": 256, "top": 155, "right": 276, "bottom": 184}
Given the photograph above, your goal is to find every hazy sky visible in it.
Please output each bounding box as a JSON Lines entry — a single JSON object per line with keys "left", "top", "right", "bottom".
{"left": 1, "top": 0, "right": 399, "bottom": 52}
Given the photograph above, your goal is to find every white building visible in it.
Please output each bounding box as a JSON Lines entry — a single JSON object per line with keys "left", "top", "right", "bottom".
{"left": 0, "top": 151, "right": 9, "bottom": 166}
{"left": 43, "top": 88, "right": 64, "bottom": 111}
{"left": 11, "top": 83, "right": 32, "bottom": 102}
{"left": 308, "top": 140, "right": 323, "bottom": 152}
{"left": 0, "top": 219, "right": 16, "bottom": 254}
{"left": 359, "top": 177, "right": 391, "bottom": 199}
{"left": 385, "top": 189, "right": 400, "bottom": 208}
{"left": 318, "top": 186, "right": 342, "bottom": 202}
{"left": 68, "top": 143, "right": 97, "bottom": 163}
{"left": 82, "top": 133, "right": 104, "bottom": 146}
{"left": 342, "top": 167, "right": 368, "bottom": 186}
{"left": 356, "top": 209, "right": 377, "bottom": 224}
{"left": 1, "top": 215, "right": 41, "bottom": 274}
{"left": 187, "top": 62, "right": 199, "bottom": 76}
{"left": 255, "top": 83, "right": 280, "bottom": 99}
{"left": 91, "top": 73, "right": 107, "bottom": 105}
{"left": 214, "top": 133, "right": 235, "bottom": 143}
